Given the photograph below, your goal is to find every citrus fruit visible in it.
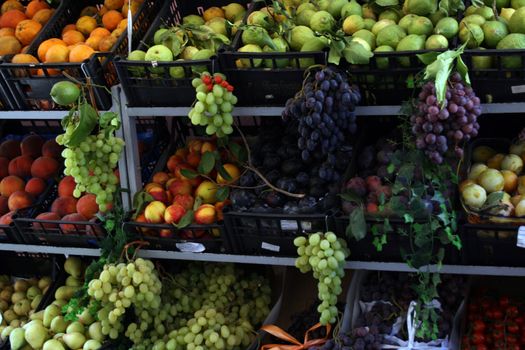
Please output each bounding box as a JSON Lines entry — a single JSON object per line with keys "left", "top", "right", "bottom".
{"left": 343, "top": 15, "right": 365, "bottom": 34}
{"left": 341, "top": 0, "right": 362, "bottom": 18}
{"left": 363, "top": 18, "right": 376, "bottom": 30}
{"left": 404, "top": 0, "right": 437, "bottom": 16}
{"left": 50, "top": 81, "right": 81, "bottom": 106}
{"left": 396, "top": 34, "right": 425, "bottom": 66}
{"left": 371, "top": 19, "right": 395, "bottom": 35}
{"left": 425, "top": 34, "right": 448, "bottom": 49}
{"left": 434, "top": 17, "right": 459, "bottom": 39}
{"left": 407, "top": 16, "right": 434, "bottom": 35}
{"left": 376, "top": 24, "right": 407, "bottom": 48}
{"left": 353, "top": 29, "right": 376, "bottom": 49}
{"left": 310, "top": 10, "right": 335, "bottom": 32}
{"left": 475, "top": 6, "right": 496, "bottom": 20}
{"left": 496, "top": 33, "right": 525, "bottom": 68}
{"left": 374, "top": 45, "right": 394, "bottom": 69}
{"left": 459, "top": 24, "right": 484, "bottom": 48}
{"left": 379, "top": 9, "right": 401, "bottom": 22}
{"left": 509, "top": 7, "right": 525, "bottom": 33}
{"left": 399, "top": 14, "right": 419, "bottom": 30}
{"left": 482, "top": 20, "right": 509, "bottom": 47}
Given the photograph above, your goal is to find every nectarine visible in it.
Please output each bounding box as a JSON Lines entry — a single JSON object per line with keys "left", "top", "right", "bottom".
{"left": 194, "top": 181, "right": 217, "bottom": 204}
{"left": 51, "top": 196, "right": 77, "bottom": 217}
{"left": 8, "top": 155, "right": 33, "bottom": 178}
{"left": 33, "top": 212, "right": 60, "bottom": 230}
{"left": 25, "top": 177, "right": 46, "bottom": 197}
{"left": 164, "top": 203, "right": 186, "bottom": 224}
{"left": 152, "top": 172, "right": 169, "bottom": 186}
{"left": 174, "top": 194, "right": 194, "bottom": 211}
{"left": 20, "top": 135, "right": 43, "bottom": 158}
{"left": 144, "top": 201, "right": 166, "bottom": 224}
{"left": 0, "top": 140, "right": 20, "bottom": 159}
{"left": 76, "top": 194, "right": 99, "bottom": 220}
{"left": 7, "top": 190, "right": 33, "bottom": 211}
{"left": 0, "top": 211, "right": 14, "bottom": 225}
{"left": 59, "top": 213, "right": 87, "bottom": 234}
{"left": 194, "top": 204, "right": 216, "bottom": 225}
{"left": 0, "top": 176, "right": 24, "bottom": 197}
{"left": 168, "top": 179, "right": 192, "bottom": 196}
{"left": 41, "top": 139, "right": 62, "bottom": 159}
{"left": 30, "top": 156, "right": 59, "bottom": 180}
{"left": 58, "top": 176, "right": 76, "bottom": 197}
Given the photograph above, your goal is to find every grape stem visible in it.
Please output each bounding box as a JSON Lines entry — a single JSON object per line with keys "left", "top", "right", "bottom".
{"left": 120, "top": 240, "right": 150, "bottom": 262}
{"left": 234, "top": 123, "right": 306, "bottom": 199}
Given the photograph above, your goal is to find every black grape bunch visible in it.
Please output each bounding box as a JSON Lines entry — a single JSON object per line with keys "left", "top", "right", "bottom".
{"left": 410, "top": 72, "right": 481, "bottom": 164}
{"left": 282, "top": 66, "right": 361, "bottom": 165}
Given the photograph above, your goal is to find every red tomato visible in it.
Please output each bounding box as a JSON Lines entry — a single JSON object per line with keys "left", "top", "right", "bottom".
{"left": 508, "top": 322, "right": 520, "bottom": 334}
{"left": 508, "top": 306, "right": 520, "bottom": 318}
{"left": 472, "top": 332, "right": 486, "bottom": 345}
{"left": 473, "top": 320, "right": 486, "bottom": 332}
{"left": 492, "top": 309, "right": 504, "bottom": 319}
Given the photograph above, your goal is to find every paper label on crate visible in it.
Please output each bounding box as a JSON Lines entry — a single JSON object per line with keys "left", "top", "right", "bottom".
{"left": 261, "top": 242, "right": 280, "bottom": 252}
{"left": 176, "top": 242, "right": 206, "bottom": 253}
{"left": 517, "top": 226, "right": 525, "bottom": 248}
{"left": 280, "top": 220, "right": 312, "bottom": 231}
{"left": 511, "top": 85, "right": 525, "bottom": 94}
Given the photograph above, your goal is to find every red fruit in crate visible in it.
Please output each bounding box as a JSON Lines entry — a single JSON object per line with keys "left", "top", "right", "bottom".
{"left": 0, "top": 140, "right": 21, "bottom": 159}
{"left": 168, "top": 179, "right": 192, "bottom": 196}
{"left": 25, "top": 177, "right": 46, "bottom": 197}
{"left": 42, "top": 139, "right": 62, "bottom": 159}
{"left": 0, "top": 157, "right": 9, "bottom": 178}
{"left": 0, "top": 176, "right": 25, "bottom": 197}
{"left": 152, "top": 171, "right": 169, "bottom": 186}
{"left": 30, "top": 156, "right": 59, "bottom": 180}
{"left": 174, "top": 194, "right": 194, "bottom": 211}
{"left": 58, "top": 176, "right": 76, "bottom": 197}
{"left": 166, "top": 155, "right": 183, "bottom": 173}
{"left": 214, "top": 76, "right": 222, "bottom": 84}
{"left": 76, "top": 194, "right": 99, "bottom": 220}
{"left": 0, "top": 211, "right": 14, "bottom": 225}
{"left": 134, "top": 213, "right": 152, "bottom": 235}
{"left": 344, "top": 177, "right": 367, "bottom": 197}
{"left": 8, "top": 190, "right": 34, "bottom": 211}
{"left": 33, "top": 212, "right": 60, "bottom": 230}
{"left": 8, "top": 155, "right": 33, "bottom": 178}
{"left": 0, "top": 196, "right": 8, "bottom": 216}
{"left": 59, "top": 213, "right": 87, "bottom": 234}
{"left": 145, "top": 182, "right": 163, "bottom": 193}
{"left": 174, "top": 163, "right": 195, "bottom": 181}
{"left": 375, "top": 185, "right": 392, "bottom": 200}
{"left": 186, "top": 152, "right": 201, "bottom": 168}
{"left": 164, "top": 203, "right": 186, "bottom": 225}
{"left": 365, "top": 175, "right": 382, "bottom": 192}
{"left": 51, "top": 197, "right": 78, "bottom": 217}
{"left": 221, "top": 81, "right": 228, "bottom": 88}
{"left": 187, "top": 140, "right": 203, "bottom": 153}
{"left": 214, "top": 200, "right": 229, "bottom": 221}
{"left": 200, "top": 142, "right": 216, "bottom": 154}
{"left": 148, "top": 187, "right": 169, "bottom": 204}
{"left": 366, "top": 202, "right": 378, "bottom": 213}
{"left": 144, "top": 201, "right": 166, "bottom": 224}
{"left": 159, "top": 229, "right": 173, "bottom": 238}
{"left": 194, "top": 204, "right": 216, "bottom": 225}
{"left": 507, "top": 322, "right": 519, "bottom": 334}
{"left": 20, "top": 135, "right": 44, "bottom": 158}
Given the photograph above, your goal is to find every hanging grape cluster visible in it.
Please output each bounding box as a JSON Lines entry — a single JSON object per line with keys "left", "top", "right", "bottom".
{"left": 410, "top": 72, "right": 481, "bottom": 164}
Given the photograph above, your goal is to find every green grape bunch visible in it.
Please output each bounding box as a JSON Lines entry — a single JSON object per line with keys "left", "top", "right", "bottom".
{"left": 294, "top": 232, "right": 350, "bottom": 325}
{"left": 188, "top": 72, "right": 238, "bottom": 138}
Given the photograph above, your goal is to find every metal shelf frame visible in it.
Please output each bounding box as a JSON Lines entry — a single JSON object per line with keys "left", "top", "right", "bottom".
{"left": 0, "top": 84, "right": 525, "bottom": 275}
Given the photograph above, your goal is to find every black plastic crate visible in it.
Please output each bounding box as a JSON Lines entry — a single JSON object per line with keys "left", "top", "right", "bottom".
{"left": 136, "top": 118, "right": 171, "bottom": 184}
{"left": 219, "top": 1, "right": 327, "bottom": 106}
{"left": 224, "top": 211, "right": 334, "bottom": 256}
{"left": 462, "top": 49, "right": 525, "bottom": 103}
{"left": 115, "top": 0, "right": 251, "bottom": 107}
{"left": 0, "top": 0, "right": 161, "bottom": 111}
{"left": 0, "top": 74, "right": 15, "bottom": 111}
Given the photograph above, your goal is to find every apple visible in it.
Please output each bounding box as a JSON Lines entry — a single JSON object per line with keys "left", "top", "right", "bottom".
{"left": 501, "top": 154, "right": 523, "bottom": 174}
{"left": 164, "top": 203, "right": 186, "bottom": 225}
{"left": 477, "top": 169, "right": 505, "bottom": 193}
{"left": 169, "top": 61, "right": 185, "bottom": 79}
{"left": 194, "top": 204, "right": 217, "bottom": 225}
{"left": 468, "top": 163, "right": 488, "bottom": 180}
{"left": 462, "top": 184, "right": 487, "bottom": 209}
{"left": 195, "top": 181, "right": 218, "bottom": 204}
{"left": 153, "top": 28, "right": 168, "bottom": 45}
{"left": 181, "top": 46, "right": 199, "bottom": 60}
{"left": 145, "top": 45, "right": 173, "bottom": 62}
{"left": 127, "top": 50, "right": 146, "bottom": 61}
{"left": 144, "top": 201, "right": 166, "bottom": 224}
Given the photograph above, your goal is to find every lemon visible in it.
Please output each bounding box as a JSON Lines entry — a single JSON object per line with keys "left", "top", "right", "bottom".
{"left": 50, "top": 81, "right": 81, "bottom": 106}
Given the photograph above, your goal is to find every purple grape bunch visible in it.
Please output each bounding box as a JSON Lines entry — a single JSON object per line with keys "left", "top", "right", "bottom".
{"left": 282, "top": 66, "right": 360, "bottom": 169}
{"left": 410, "top": 72, "right": 481, "bottom": 164}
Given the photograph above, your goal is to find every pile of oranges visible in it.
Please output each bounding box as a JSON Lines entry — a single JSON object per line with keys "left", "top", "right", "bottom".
{"left": 0, "top": 0, "right": 53, "bottom": 56}
{"left": 8, "top": 0, "right": 143, "bottom": 70}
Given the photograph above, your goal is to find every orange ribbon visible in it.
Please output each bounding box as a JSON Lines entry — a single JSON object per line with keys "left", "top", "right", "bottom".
{"left": 260, "top": 323, "right": 332, "bottom": 350}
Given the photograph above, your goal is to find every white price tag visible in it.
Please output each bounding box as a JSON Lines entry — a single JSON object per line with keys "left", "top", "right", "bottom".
{"left": 176, "top": 242, "right": 205, "bottom": 253}
{"left": 280, "top": 220, "right": 313, "bottom": 231}
{"left": 261, "top": 242, "right": 280, "bottom": 252}
{"left": 517, "top": 226, "right": 525, "bottom": 248}
{"left": 511, "top": 85, "right": 525, "bottom": 94}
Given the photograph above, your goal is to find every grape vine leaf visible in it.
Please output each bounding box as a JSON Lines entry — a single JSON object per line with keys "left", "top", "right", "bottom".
{"left": 198, "top": 151, "right": 215, "bottom": 175}
{"left": 68, "top": 103, "right": 98, "bottom": 147}
{"left": 347, "top": 206, "right": 366, "bottom": 241}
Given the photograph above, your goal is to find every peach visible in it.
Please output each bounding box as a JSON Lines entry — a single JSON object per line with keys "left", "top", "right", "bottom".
{"left": 216, "top": 164, "right": 240, "bottom": 184}
{"left": 8, "top": 155, "right": 33, "bottom": 178}
{"left": 25, "top": 177, "right": 46, "bottom": 197}
{"left": 30, "top": 156, "right": 59, "bottom": 180}
{"left": 0, "top": 140, "right": 20, "bottom": 159}
{"left": 194, "top": 204, "right": 216, "bottom": 225}
{"left": 186, "top": 152, "right": 201, "bottom": 168}
{"left": 51, "top": 197, "right": 77, "bottom": 217}
{"left": 166, "top": 190, "right": 173, "bottom": 204}
{"left": 20, "top": 135, "right": 44, "bottom": 158}
{"left": 459, "top": 179, "right": 476, "bottom": 193}
{"left": 0, "top": 196, "right": 8, "bottom": 215}
{"left": 501, "top": 170, "right": 518, "bottom": 193}
{"left": 144, "top": 182, "right": 163, "bottom": 193}
{"left": 487, "top": 153, "right": 505, "bottom": 169}
{"left": 187, "top": 140, "right": 203, "bottom": 153}
{"left": 7, "top": 190, "right": 33, "bottom": 211}
{"left": 165, "top": 177, "right": 177, "bottom": 189}
{"left": 76, "top": 194, "right": 99, "bottom": 220}
{"left": 214, "top": 200, "right": 230, "bottom": 221}
{"left": 148, "top": 187, "right": 169, "bottom": 204}
{"left": 478, "top": 169, "right": 505, "bottom": 193}
{"left": 166, "top": 155, "right": 183, "bottom": 173}
{"left": 59, "top": 213, "right": 87, "bottom": 234}
{"left": 200, "top": 141, "right": 216, "bottom": 154}
{"left": 144, "top": 201, "right": 166, "bottom": 224}
{"left": 58, "top": 176, "right": 76, "bottom": 197}
{"left": 174, "top": 194, "right": 194, "bottom": 211}
{"left": 152, "top": 171, "right": 169, "bottom": 186}
{"left": 168, "top": 179, "right": 192, "bottom": 196}
{"left": 0, "top": 157, "right": 8, "bottom": 177}
{"left": 42, "top": 139, "right": 62, "bottom": 159}
{"left": 134, "top": 213, "right": 152, "bottom": 235}
{"left": 0, "top": 176, "right": 25, "bottom": 197}
{"left": 164, "top": 203, "right": 186, "bottom": 224}
{"left": 32, "top": 212, "right": 60, "bottom": 230}
{"left": 0, "top": 211, "right": 14, "bottom": 225}
{"left": 194, "top": 181, "right": 217, "bottom": 204}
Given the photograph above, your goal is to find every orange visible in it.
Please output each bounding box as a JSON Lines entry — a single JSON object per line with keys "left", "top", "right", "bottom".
{"left": 0, "top": 28, "right": 15, "bottom": 37}
{"left": 21, "top": 45, "right": 29, "bottom": 53}
{"left": 11, "top": 53, "right": 38, "bottom": 75}
{"left": 62, "top": 30, "right": 84, "bottom": 45}
{"left": 25, "top": 0, "right": 50, "bottom": 19}
{"left": 1, "top": 1, "right": 23, "bottom": 14}
{"left": 37, "top": 38, "right": 66, "bottom": 61}
{"left": 98, "top": 35, "right": 117, "bottom": 51}
{"left": 111, "top": 28, "right": 124, "bottom": 38}
{"left": 75, "top": 16, "right": 97, "bottom": 35}
{"left": 0, "top": 9, "right": 27, "bottom": 29}
{"left": 0, "top": 36, "right": 21, "bottom": 55}
{"left": 62, "top": 24, "right": 76, "bottom": 35}
{"left": 15, "top": 19, "right": 41, "bottom": 45}
{"left": 32, "top": 8, "right": 54, "bottom": 25}
{"left": 102, "top": 10, "right": 123, "bottom": 31}
{"left": 37, "top": 68, "right": 60, "bottom": 76}
{"left": 98, "top": 5, "right": 109, "bottom": 16}
{"left": 85, "top": 35, "right": 101, "bottom": 50}
{"left": 45, "top": 44, "right": 69, "bottom": 62}
{"left": 117, "top": 18, "right": 127, "bottom": 31}
{"left": 69, "top": 44, "right": 94, "bottom": 62}
{"left": 104, "top": 0, "right": 124, "bottom": 11}
{"left": 90, "top": 27, "right": 110, "bottom": 38}
{"left": 122, "top": 1, "right": 141, "bottom": 17}
{"left": 80, "top": 6, "right": 98, "bottom": 17}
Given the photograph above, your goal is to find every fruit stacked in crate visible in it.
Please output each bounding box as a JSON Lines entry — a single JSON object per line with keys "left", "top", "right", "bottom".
{"left": 128, "top": 139, "right": 235, "bottom": 250}
{"left": 0, "top": 0, "right": 55, "bottom": 57}
{"left": 0, "top": 135, "right": 62, "bottom": 232}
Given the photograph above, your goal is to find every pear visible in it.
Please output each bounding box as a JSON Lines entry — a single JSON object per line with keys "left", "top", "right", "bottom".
{"left": 0, "top": 299, "right": 8, "bottom": 311}
{"left": 10, "top": 319, "right": 21, "bottom": 328}
{"left": 66, "top": 321, "right": 84, "bottom": 334}
{"left": 53, "top": 332, "right": 64, "bottom": 340}
{"left": 64, "top": 257, "right": 82, "bottom": 278}
{"left": 1, "top": 325, "right": 13, "bottom": 340}
{"left": 50, "top": 316, "right": 68, "bottom": 333}
{"left": 14, "top": 280, "right": 29, "bottom": 293}
{"left": 4, "top": 309, "right": 16, "bottom": 323}
{"left": 88, "top": 322, "right": 103, "bottom": 342}
{"left": 31, "top": 294, "right": 42, "bottom": 309}
{"left": 63, "top": 332, "right": 86, "bottom": 349}
{"left": 0, "top": 289, "right": 12, "bottom": 302}
{"left": 14, "top": 299, "right": 30, "bottom": 316}
{"left": 26, "top": 286, "right": 42, "bottom": 301}
{"left": 9, "top": 327, "right": 26, "bottom": 350}
{"left": 78, "top": 308, "right": 94, "bottom": 326}
{"left": 43, "top": 304, "right": 61, "bottom": 327}
{"left": 38, "top": 277, "right": 52, "bottom": 291}
{"left": 11, "top": 292, "right": 25, "bottom": 303}
{"left": 53, "top": 299, "right": 67, "bottom": 308}
{"left": 65, "top": 276, "right": 82, "bottom": 287}
{"left": 26, "top": 278, "right": 38, "bottom": 287}
{"left": 55, "top": 286, "right": 77, "bottom": 301}
{"left": 25, "top": 322, "right": 49, "bottom": 349}
{"left": 30, "top": 310, "right": 44, "bottom": 321}
{"left": 43, "top": 339, "right": 66, "bottom": 350}
{"left": 20, "top": 345, "right": 32, "bottom": 350}
{"left": 83, "top": 339, "right": 102, "bottom": 350}
{"left": 23, "top": 320, "right": 43, "bottom": 329}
